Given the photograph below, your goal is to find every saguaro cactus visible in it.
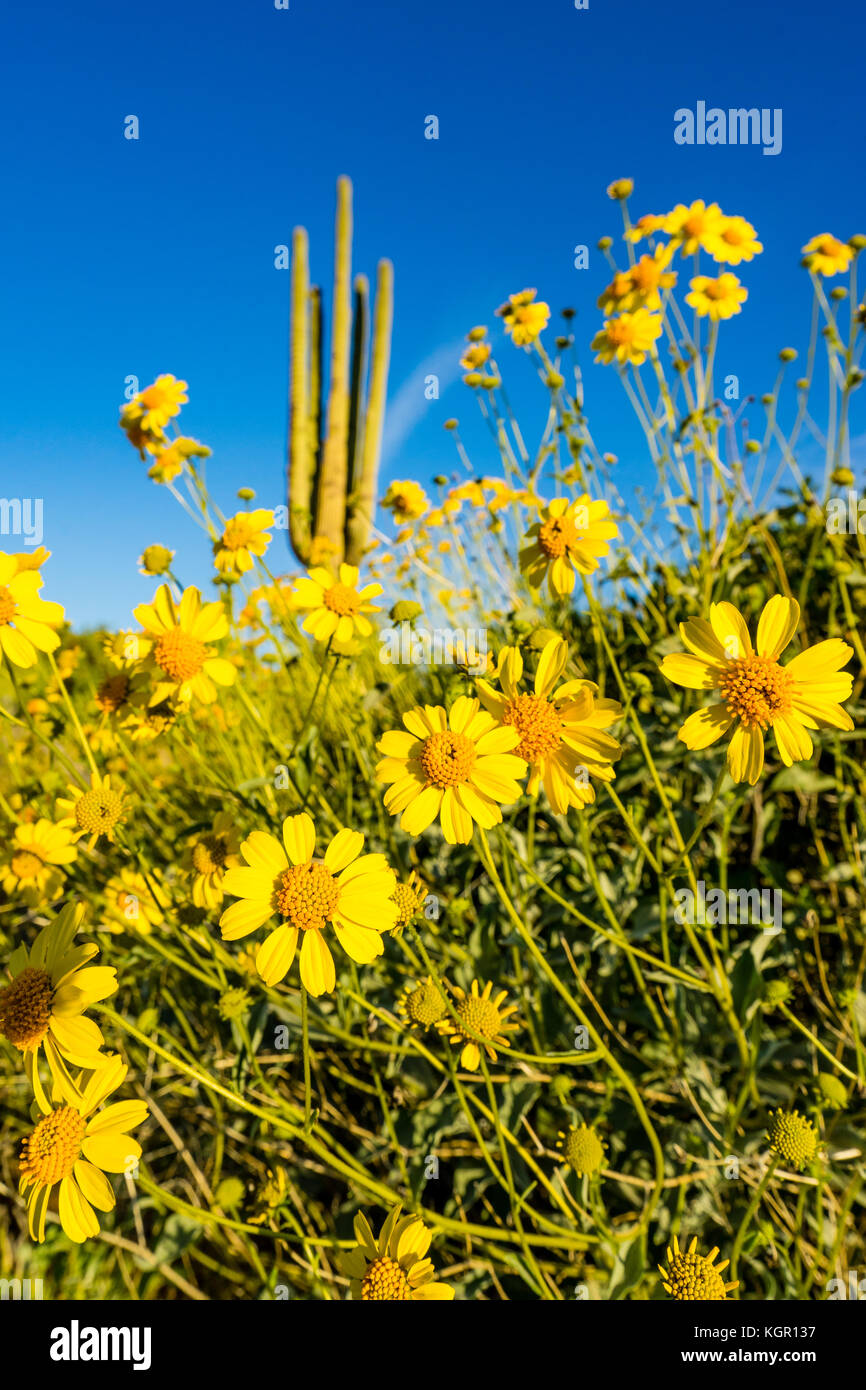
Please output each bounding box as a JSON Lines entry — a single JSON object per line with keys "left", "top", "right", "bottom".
{"left": 287, "top": 177, "right": 393, "bottom": 568}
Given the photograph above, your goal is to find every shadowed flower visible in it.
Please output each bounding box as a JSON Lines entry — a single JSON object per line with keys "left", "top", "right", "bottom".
{"left": 477, "top": 637, "right": 622, "bottom": 811}
{"left": 496, "top": 289, "right": 550, "bottom": 346}
{"left": 219, "top": 813, "right": 398, "bottom": 996}
{"left": 0, "top": 819, "right": 77, "bottom": 906}
{"left": 437, "top": 979, "right": 520, "bottom": 1071}
{"left": 376, "top": 697, "right": 526, "bottom": 845}
{"left": 381, "top": 480, "right": 429, "bottom": 523}
{"left": 133, "top": 584, "right": 236, "bottom": 706}
{"left": 0, "top": 902, "right": 117, "bottom": 1108}
{"left": 519, "top": 496, "right": 618, "bottom": 595}
{"left": 292, "top": 564, "right": 382, "bottom": 643}
{"left": 397, "top": 976, "right": 449, "bottom": 1030}
{"left": 18, "top": 1053, "right": 147, "bottom": 1244}
{"left": 341, "top": 1206, "right": 454, "bottom": 1300}
{"left": 390, "top": 870, "right": 427, "bottom": 935}
{"left": 658, "top": 1235, "right": 738, "bottom": 1300}
{"left": 659, "top": 595, "right": 854, "bottom": 785}
{"left": 183, "top": 811, "right": 242, "bottom": 910}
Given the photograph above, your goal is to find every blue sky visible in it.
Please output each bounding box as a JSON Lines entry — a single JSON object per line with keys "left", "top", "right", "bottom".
{"left": 1, "top": 0, "right": 864, "bottom": 627}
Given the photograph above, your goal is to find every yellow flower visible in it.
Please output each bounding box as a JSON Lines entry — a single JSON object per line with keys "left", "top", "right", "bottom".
{"left": 766, "top": 1108, "right": 818, "bottom": 1171}
{"left": 598, "top": 248, "right": 676, "bottom": 315}
{"left": 658, "top": 595, "right": 854, "bottom": 785}
{"left": 709, "top": 215, "right": 763, "bottom": 265}
{"left": 56, "top": 772, "right": 127, "bottom": 848}
{"left": 341, "top": 1206, "right": 454, "bottom": 1300}
{"left": 625, "top": 213, "right": 666, "bottom": 244}
{"left": 685, "top": 272, "right": 748, "bottom": 320}
{"left": 459, "top": 342, "right": 492, "bottom": 371}
{"left": 376, "top": 697, "right": 526, "bottom": 845}
{"left": 147, "top": 435, "right": 211, "bottom": 484}
{"left": 496, "top": 288, "right": 550, "bottom": 346}
{"left": 658, "top": 1235, "right": 738, "bottom": 1300}
{"left": 437, "top": 978, "right": 519, "bottom": 1071}
{"left": 133, "top": 584, "right": 236, "bottom": 705}
{"left": 0, "top": 902, "right": 117, "bottom": 1109}
{"left": 213, "top": 509, "right": 274, "bottom": 579}
{"left": 556, "top": 1123, "right": 606, "bottom": 1176}
{"left": 606, "top": 178, "right": 634, "bottom": 200}
{"left": 665, "top": 200, "right": 724, "bottom": 256}
{"left": 18, "top": 1052, "right": 147, "bottom": 1244}
{"left": 183, "top": 811, "right": 242, "bottom": 910}
{"left": 0, "top": 819, "right": 77, "bottom": 906}
{"left": 0, "top": 551, "right": 65, "bottom": 670}
{"left": 138, "top": 544, "right": 175, "bottom": 577}
{"left": 801, "top": 233, "right": 853, "bottom": 277}
{"left": 390, "top": 870, "right": 427, "bottom": 935}
{"left": 11, "top": 546, "right": 51, "bottom": 574}
{"left": 102, "top": 869, "right": 163, "bottom": 935}
{"left": 397, "top": 976, "right": 448, "bottom": 1030}
{"left": 519, "top": 495, "right": 618, "bottom": 595}
{"left": 125, "top": 374, "right": 188, "bottom": 432}
{"left": 592, "top": 309, "right": 663, "bottom": 366}
{"left": 477, "top": 638, "right": 622, "bottom": 812}
{"left": 219, "top": 813, "right": 398, "bottom": 996}
{"left": 381, "top": 480, "right": 430, "bottom": 523}
{"left": 291, "top": 564, "right": 382, "bottom": 643}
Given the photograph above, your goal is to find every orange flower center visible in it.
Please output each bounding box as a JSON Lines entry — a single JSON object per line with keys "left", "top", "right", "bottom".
{"left": 360, "top": 1256, "right": 412, "bottom": 1301}
{"left": 154, "top": 628, "right": 208, "bottom": 681}
{"left": 221, "top": 518, "right": 255, "bottom": 552}
{"left": 0, "top": 585, "right": 17, "bottom": 626}
{"left": 323, "top": 583, "right": 361, "bottom": 617}
{"left": 0, "top": 966, "right": 53, "bottom": 1049}
{"left": 420, "top": 730, "right": 476, "bottom": 787}
{"left": 538, "top": 514, "right": 579, "bottom": 558}
{"left": 274, "top": 861, "right": 339, "bottom": 930}
{"left": 10, "top": 848, "right": 46, "bottom": 880}
{"left": 718, "top": 654, "right": 793, "bottom": 730}
{"left": 74, "top": 786, "right": 124, "bottom": 837}
{"left": 20, "top": 1106, "right": 87, "bottom": 1186}
{"left": 683, "top": 214, "right": 707, "bottom": 238}
{"left": 502, "top": 693, "right": 562, "bottom": 763}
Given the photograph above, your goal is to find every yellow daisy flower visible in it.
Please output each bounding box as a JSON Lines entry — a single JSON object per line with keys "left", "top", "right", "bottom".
{"left": 459, "top": 342, "right": 492, "bottom": 371}
{"left": 0, "top": 819, "right": 77, "bottom": 906}
{"left": 625, "top": 213, "right": 666, "bottom": 244}
{"left": 766, "top": 1108, "right": 818, "bottom": 1171}
{"left": 556, "top": 1123, "right": 606, "bottom": 1176}
{"left": 592, "top": 308, "right": 663, "bottom": 366}
{"left": 0, "top": 551, "right": 65, "bottom": 670}
{"left": 801, "top": 233, "right": 853, "bottom": 277}
{"left": 381, "top": 480, "right": 429, "bottom": 523}
{"left": 665, "top": 200, "right": 724, "bottom": 256}
{"left": 598, "top": 247, "right": 676, "bottom": 315}
{"left": 219, "top": 813, "right": 399, "bottom": 996}
{"left": 375, "top": 697, "right": 526, "bottom": 845}
{"left": 341, "top": 1206, "right": 454, "bottom": 1300}
{"left": 477, "top": 638, "right": 622, "bottom": 812}
{"left": 291, "top": 564, "right": 383, "bottom": 644}
{"left": 606, "top": 178, "right": 634, "bottom": 200}
{"left": 102, "top": 868, "right": 163, "bottom": 935}
{"left": 396, "top": 975, "right": 449, "bottom": 1030}
{"left": 519, "top": 495, "right": 618, "bottom": 596}
{"left": 709, "top": 214, "right": 763, "bottom": 265}
{"left": 147, "top": 435, "right": 211, "bottom": 484}
{"left": 18, "top": 1052, "right": 147, "bottom": 1244}
{"left": 0, "top": 902, "right": 117, "bottom": 1108}
{"left": 133, "top": 584, "right": 236, "bottom": 706}
{"left": 390, "top": 870, "right": 427, "bottom": 935}
{"left": 213, "top": 509, "right": 275, "bottom": 579}
{"left": 496, "top": 288, "right": 550, "bottom": 346}
{"left": 437, "top": 978, "right": 520, "bottom": 1071}
{"left": 125, "top": 374, "right": 188, "bottom": 432}
{"left": 56, "top": 772, "right": 127, "bottom": 848}
{"left": 183, "top": 811, "right": 242, "bottom": 910}
{"left": 658, "top": 1235, "right": 738, "bottom": 1300}
{"left": 685, "top": 273, "right": 748, "bottom": 321}
{"left": 658, "top": 595, "right": 854, "bottom": 785}
{"left": 138, "top": 544, "right": 175, "bottom": 577}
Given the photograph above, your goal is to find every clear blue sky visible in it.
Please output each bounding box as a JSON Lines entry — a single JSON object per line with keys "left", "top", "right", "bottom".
{"left": 1, "top": 0, "right": 864, "bottom": 627}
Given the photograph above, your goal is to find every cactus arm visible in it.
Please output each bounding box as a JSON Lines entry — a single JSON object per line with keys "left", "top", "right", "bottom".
{"left": 288, "top": 227, "right": 313, "bottom": 565}
{"left": 314, "top": 174, "right": 353, "bottom": 562}
{"left": 345, "top": 257, "right": 393, "bottom": 566}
